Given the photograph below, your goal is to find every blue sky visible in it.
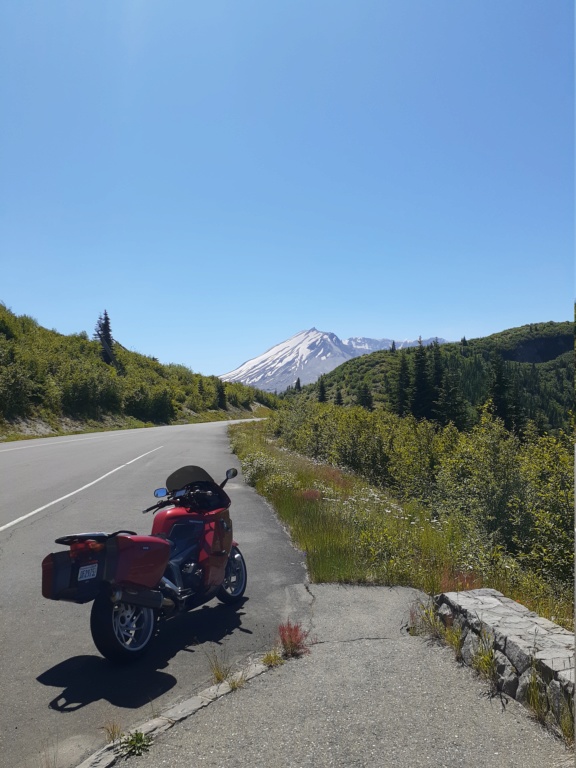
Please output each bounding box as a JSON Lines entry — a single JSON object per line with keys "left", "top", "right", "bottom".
{"left": 1, "top": 1, "right": 573, "bottom": 376}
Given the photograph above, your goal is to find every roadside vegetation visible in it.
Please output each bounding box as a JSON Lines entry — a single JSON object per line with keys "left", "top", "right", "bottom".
{"left": 236, "top": 321, "right": 574, "bottom": 629}
{"left": 0, "top": 304, "right": 277, "bottom": 439}
{"left": 230, "top": 414, "right": 573, "bottom": 631}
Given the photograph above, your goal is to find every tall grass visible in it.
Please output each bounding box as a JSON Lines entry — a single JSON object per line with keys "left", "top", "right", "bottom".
{"left": 230, "top": 421, "right": 573, "bottom": 630}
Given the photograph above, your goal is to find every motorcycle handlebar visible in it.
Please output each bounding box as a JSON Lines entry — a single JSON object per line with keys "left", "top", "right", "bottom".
{"left": 142, "top": 499, "right": 172, "bottom": 514}
{"left": 141, "top": 487, "right": 214, "bottom": 514}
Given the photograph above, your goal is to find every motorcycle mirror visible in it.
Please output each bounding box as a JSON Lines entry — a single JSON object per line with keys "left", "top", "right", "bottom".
{"left": 220, "top": 467, "right": 238, "bottom": 488}
{"left": 154, "top": 488, "right": 168, "bottom": 498}
{"left": 173, "top": 489, "right": 186, "bottom": 498}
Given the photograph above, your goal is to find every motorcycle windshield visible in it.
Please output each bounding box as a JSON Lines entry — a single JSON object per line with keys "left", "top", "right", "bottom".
{"left": 165, "top": 465, "right": 216, "bottom": 492}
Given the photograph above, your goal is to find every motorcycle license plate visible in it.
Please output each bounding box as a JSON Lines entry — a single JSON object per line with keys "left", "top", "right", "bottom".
{"left": 78, "top": 562, "right": 98, "bottom": 581}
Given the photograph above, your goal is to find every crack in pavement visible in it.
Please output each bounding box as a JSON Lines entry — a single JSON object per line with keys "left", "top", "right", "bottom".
{"left": 312, "top": 636, "right": 396, "bottom": 645}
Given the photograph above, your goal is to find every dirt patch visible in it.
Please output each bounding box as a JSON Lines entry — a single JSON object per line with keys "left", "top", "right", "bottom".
{"left": 0, "top": 415, "right": 145, "bottom": 441}
{"left": 0, "top": 407, "right": 263, "bottom": 442}
{"left": 0, "top": 417, "right": 59, "bottom": 439}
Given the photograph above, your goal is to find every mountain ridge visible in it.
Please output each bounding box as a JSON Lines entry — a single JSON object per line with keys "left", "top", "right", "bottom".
{"left": 221, "top": 328, "right": 447, "bottom": 392}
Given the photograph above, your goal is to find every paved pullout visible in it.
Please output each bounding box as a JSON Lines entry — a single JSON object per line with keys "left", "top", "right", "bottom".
{"left": 126, "top": 585, "right": 568, "bottom": 768}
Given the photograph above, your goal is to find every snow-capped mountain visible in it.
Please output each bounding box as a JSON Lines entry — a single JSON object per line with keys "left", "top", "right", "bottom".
{"left": 220, "top": 329, "right": 356, "bottom": 393}
{"left": 343, "top": 336, "right": 446, "bottom": 353}
{"left": 221, "top": 329, "right": 447, "bottom": 393}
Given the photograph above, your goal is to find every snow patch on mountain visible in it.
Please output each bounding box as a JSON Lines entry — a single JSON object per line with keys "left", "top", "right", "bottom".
{"left": 221, "top": 328, "right": 447, "bottom": 392}
{"left": 343, "top": 336, "right": 445, "bottom": 352}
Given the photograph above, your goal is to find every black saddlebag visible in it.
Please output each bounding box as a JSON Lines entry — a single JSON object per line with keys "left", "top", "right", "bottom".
{"left": 42, "top": 549, "right": 106, "bottom": 603}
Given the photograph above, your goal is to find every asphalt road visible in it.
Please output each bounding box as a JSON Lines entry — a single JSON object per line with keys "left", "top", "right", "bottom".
{"left": 0, "top": 423, "right": 310, "bottom": 768}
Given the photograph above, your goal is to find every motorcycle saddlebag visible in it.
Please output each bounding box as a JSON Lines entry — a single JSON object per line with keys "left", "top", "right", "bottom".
{"left": 42, "top": 548, "right": 106, "bottom": 603}
{"left": 42, "top": 534, "right": 170, "bottom": 603}
{"left": 107, "top": 534, "right": 170, "bottom": 589}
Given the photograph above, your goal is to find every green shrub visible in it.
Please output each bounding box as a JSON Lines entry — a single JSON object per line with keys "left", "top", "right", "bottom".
{"left": 230, "top": 420, "right": 573, "bottom": 630}
{"left": 267, "top": 401, "right": 573, "bottom": 593}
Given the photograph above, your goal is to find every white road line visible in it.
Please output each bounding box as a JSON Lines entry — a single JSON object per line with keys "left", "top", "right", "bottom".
{"left": 0, "top": 446, "right": 164, "bottom": 533}
{"left": 0, "top": 433, "right": 133, "bottom": 453}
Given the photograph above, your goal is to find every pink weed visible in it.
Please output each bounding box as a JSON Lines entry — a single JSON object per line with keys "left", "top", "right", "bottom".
{"left": 278, "top": 619, "right": 311, "bottom": 658}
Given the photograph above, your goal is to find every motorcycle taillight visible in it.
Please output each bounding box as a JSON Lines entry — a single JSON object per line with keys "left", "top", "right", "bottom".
{"left": 69, "top": 540, "right": 105, "bottom": 559}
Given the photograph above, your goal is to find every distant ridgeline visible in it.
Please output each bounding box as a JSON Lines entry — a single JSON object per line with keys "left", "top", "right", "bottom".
{"left": 0, "top": 305, "right": 276, "bottom": 425}
{"left": 291, "top": 321, "right": 573, "bottom": 434}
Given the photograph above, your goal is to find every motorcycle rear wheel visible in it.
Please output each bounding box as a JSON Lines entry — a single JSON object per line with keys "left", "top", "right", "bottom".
{"left": 90, "top": 593, "right": 156, "bottom": 663}
{"left": 217, "top": 546, "right": 247, "bottom": 604}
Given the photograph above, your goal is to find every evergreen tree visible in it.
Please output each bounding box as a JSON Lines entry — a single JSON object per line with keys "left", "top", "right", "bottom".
{"left": 215, "top": 379, "right": 227, "bottom": 409}
{"left": 317, "top": 376, "right": 327, "bottom": 403}
{"left": 411, "top": 338, "right": 434, "bottom": 420}
{"left": 429, "top": 338, "right": 444, "bottom": 408}
{"left": 383, "top": 371, "right": 391, "bottom": 403}
{"left": 488, "top": 353, "right": 511, "bottom": 428}
{"left": 390, "top": 340, "right": 396, "bottom": 353}
{"left": 396, "top": 353, "right": 410, "bottom": 416}
{"left": 486, "top": 353, "right": 526, "bottom": 434}
{"left": 94, "top": 310, "right": 114, "bottom": 365}
{"left": 508, "top": 375, "right": 527, "bottom": 435}
{"left": 294, "top": 377, "right": 302, "bottom": 392}
{"left": 434, "top": 369, "right": 469, "bottom": 430}
{"left": 357, "top": 383, "right": 373, "bottom": 411}
{"left": 334, "top": 387, "right": 343, "bottom": 406}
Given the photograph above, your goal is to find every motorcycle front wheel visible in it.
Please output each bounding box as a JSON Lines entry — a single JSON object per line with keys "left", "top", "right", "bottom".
{"left": 217, "top": 546, "right": 247, "bottom": 604}
{"left": 90, "top": 593, "right": 156, "bottom": 663}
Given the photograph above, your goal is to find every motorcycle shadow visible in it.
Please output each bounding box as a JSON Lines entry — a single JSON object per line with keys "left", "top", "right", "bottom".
{"left": 36, "top": 599, "right": 250, "bottom": 713}
{"left": 160, "top": 597, "right": 251, "bottom": 655}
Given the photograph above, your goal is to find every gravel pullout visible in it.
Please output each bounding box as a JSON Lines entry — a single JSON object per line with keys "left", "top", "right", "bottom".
{"left": 107, "top": 585, "right": 571, "bottom": 768}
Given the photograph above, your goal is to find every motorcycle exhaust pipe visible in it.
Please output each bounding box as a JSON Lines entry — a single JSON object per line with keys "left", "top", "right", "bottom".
{"left": 111, "top": 588, "right": 164, "bottom": 610}
{"left": 158, "top": 577, "right": 183, "bottom": 610}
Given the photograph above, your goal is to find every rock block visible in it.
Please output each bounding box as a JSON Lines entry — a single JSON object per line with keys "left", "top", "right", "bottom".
{"left": 433, "top": 588, "right": 574, "bottom": 721}
{"left": 460, "top": 629, "right": 480, "bottom": 667}
{"left": 495, "top": 650, "right": 519, "bottom": 698}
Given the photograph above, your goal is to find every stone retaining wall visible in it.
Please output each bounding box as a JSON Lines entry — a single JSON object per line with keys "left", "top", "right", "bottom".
{"left": 434, "top": 588, "right": 574, "bottom": 731}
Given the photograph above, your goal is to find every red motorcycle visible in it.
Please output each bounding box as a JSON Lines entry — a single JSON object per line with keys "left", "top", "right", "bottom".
{"left": 42, "top": 466, "right": 247, "bottom": 663}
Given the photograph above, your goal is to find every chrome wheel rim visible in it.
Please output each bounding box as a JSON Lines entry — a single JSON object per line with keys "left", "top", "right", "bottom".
{"left": 221, "top": 550, "right": 246, "bottom": 597}
{"left": 111, "top": 602, "right": 154, "bottom": 652}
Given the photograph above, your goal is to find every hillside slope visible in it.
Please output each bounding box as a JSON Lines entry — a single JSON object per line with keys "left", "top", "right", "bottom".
{"left": 293, "top": 321, "right": 573, "bottom": 434}
{"left": 0, "top": 305, "right": 276, "bottom": 434}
